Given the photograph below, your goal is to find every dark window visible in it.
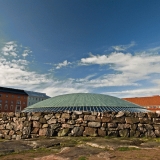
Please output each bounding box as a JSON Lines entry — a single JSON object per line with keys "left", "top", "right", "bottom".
{"left": 18, "top": 96, "right": 20, "bottom": 98}
{"left": 17, "top": 101, "right": 21, "bottom": 105}
{"left": 4, "top": 104, "right": 8, "bottom": 110}
{"left": 0, "top": 94, "right": 2, "bottom": 97}
{"left": 11, "top": 101, "right": 13, "bottom": 104}
{"left": 0, "top": 104, "right": 2, "bottom": 110}
{"left": 5, "top": 100, "right": 8, "bottom": 103}
{"left": 6, "top": 95, "right": 8, "bottom": 98}
{"left": 10, "top": 105, "right": 13, "bottom": 110}
{"left": 0, "top": 100, "right": 2, "bottom": 103}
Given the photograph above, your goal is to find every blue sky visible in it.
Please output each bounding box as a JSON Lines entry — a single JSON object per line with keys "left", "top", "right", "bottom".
{"left": 0, "top": 0, "right": 160, "bottom": 98}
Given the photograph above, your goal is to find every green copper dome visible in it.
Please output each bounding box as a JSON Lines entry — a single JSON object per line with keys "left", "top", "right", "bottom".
{"left": 22, "top": 93, "right": 148, "bottom": 112}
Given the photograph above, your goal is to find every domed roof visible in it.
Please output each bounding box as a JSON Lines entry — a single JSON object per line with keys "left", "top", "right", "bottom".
{"left": 22, "top": 93, "right": 148, "bottom": 112}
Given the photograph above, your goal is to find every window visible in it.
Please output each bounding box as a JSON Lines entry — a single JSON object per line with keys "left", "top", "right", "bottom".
{"left": 11, "top": 101, "right": 13, "bottom": 104}
{"left": 5, "top": 100, "right": 8, "bottom": 103}
{"left": 0, "top": 94, "right": 2, "bottom": 97}
{"left": 0, "top": 100, "right": 2, "bottom": 103}
{"left": 4, "top": 104, "right": 8, "bottom": 110}
{"left": 0, "top": 104, "right": 2, "bottom": 110}
{"left": 23, "top": 102, "right": 25, "bottom": 104}
{"left": 18, "top": 96, "right": 20, "bottom": 98}
{"left": 10, "top": 105, "right": 13, "bottom": 110}
{"left": 12, "top": 95, "right": 14, "bottom": 98}
{"left": 6, "top": 95, "right": 8, "bottom": 98}
{"left": 17, "top": 101, "right": 21, "bottom": 105}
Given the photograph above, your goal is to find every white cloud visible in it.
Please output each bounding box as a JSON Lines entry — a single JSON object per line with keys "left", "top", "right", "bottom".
{"left": 80, "top": 51, "right": 160, "bottom": 87}
{"left": 103, "top": 87, "right": 160, "bottom": 98}
{"left": 1, "top": 41, "right": 18, "bottom": 57}
{"left": 112, "top": 41, "right": 135, "bottom": 51}
{"left": 56, "top": 60, "right": 71, "bottom": 69}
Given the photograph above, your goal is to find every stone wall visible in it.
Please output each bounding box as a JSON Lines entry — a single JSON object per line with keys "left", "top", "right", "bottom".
{"left": 0, "top": 111, "right": 160, "bottom": 140}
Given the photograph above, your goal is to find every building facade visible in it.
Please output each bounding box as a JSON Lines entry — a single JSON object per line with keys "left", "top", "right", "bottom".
{"left": 24, "top": 91, "right": 50, "bottom": 106}
{"left": 123, "top": 95, "right": 160, "bottom": 112}
{"left": 0, "top": 87, "right": 28, "bottom": 112}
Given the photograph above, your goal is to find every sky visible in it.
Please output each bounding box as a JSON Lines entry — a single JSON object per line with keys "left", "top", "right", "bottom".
{"left": 0, "top": 0, "right": 160, "bottom": 98}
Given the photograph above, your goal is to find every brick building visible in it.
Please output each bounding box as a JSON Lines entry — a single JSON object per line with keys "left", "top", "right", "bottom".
{"left": 123, "top": 95, "right": 160, "bottom": 112}
{"left": 0, "top": 87, "right": 28, "bottom": 112}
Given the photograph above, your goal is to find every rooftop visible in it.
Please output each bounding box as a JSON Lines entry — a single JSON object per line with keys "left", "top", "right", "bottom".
{"left": 23, "top": 93, "right": 148, "bottom": 112}
{"left": 123, "top": 95, "right": 160, "bottom": 106}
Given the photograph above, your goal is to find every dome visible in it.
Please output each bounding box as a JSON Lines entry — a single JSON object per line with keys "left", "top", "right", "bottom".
{"left": 22, "top": 93, "right": 148, "bottom": 112}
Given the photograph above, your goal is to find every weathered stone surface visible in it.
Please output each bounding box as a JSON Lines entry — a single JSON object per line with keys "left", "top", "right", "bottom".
{"left": 42, "top": 124, "right": 48, "bottom": 128}
{"left": 39, "top": 128, "right": 48, "bottom": 136}
{"left": 83, "top": 127, "right": 97, "bottom": 137}
{"left": 31, "top": 116, "right": 40, "bottom": 121}
{"left": 139, "top": 118, "right": 153, "bottom": 124}
{"left": 98, "top": 129, "right": 106, "bottom": 137}
{"left": 44, "top": 114, "right": 53, "bottom": 120}
{"left": 145, "top": 130, "right": 156, "bottom": 138}
{"left": 61, "top": 113, "right": 70, "bottom": 119}
{"left": 47, "top": 118, "right": 57, "bottom": 124}
{"left": 73, "top": 111, "right": 83, "bottom": 115}
{"left": 115, "top": 111, "right": 124, "bottom": 118}
{"left": 147, "top": 112, "right": 157, "bottom": 118}
{"left": 112, "top": 117, "right": 125, "bottom": 123}
{"left": 119, "top": 129, "right": 129, "bottom": 137}
{"left": 125, "top": 117, "right": 139, "bottom": 124}
{"left": 9, "top": 130, "right": 15, "bottom": 135}
{"left": 71, "top": 126, "right": 84, "bottom": 136}
{"left": 101, "top": 117, "right": 112, "bottom": 123}
{"left": 31, "top": 128, "right": 39, "bottom": 134}
{"left": 84, "top": 115, "right": 96, "bottom": 121}
{"left": 107, "top": 130, "right": 119, "bottom": 136}
{"left": 58, "top": 128, "right": 70, "bottom": 137}
{"left": 39, "top": 118, "right": 47, "bottom": 124}
{"left": 76, "top": 118, "right": 83, "bottom": 124}
{"left": 23, "top": 127, "right": 31, "bottom": 135}
{"left": 153, "top": 118, "right": 160, "bottom": 124}
{"left": 138, "top": 112, "right": 147, "bottom": 118}
{"left": 33, "top": 121, "right": 40, "bottom": 128}
{"left": 108, "top": 123, "right": 117, "bottom": 128}
{"left": 88, "top": 122, "right": 101, "bottom": 128}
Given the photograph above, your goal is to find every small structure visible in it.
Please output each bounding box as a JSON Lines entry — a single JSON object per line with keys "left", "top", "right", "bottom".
{"left": 0, "top": 87, "right": 28, "bottom": 112}
{"left": 24, "top": 91, "right": 50, "bottom": 106}
{"left": 123, "top": 95, "right": 160, "bottom": 112}
{"left": 23, "top": 93, "right": 148, "bottom": 112}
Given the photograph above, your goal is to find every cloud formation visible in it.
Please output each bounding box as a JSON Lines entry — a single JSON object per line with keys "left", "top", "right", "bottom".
{"left": 112, "top": 41, "right": 136, "bottom": 51}
{"left": 56, "top": 60, "right": 71, "bottom": 69}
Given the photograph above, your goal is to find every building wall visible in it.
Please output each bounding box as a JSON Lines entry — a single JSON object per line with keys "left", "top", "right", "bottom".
{"left": 123, "top": 95, "right": 160, "bottom": 112}
{"left": 27, "top": 96, "right": 48, "bottom": 106}
{"left": 0, "top": 92, "right": 27, "bottom": 112}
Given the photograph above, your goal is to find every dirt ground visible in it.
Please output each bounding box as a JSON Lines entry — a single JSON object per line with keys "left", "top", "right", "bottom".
{"left": 0, "top": 137, "right": 160, "bottom": 160}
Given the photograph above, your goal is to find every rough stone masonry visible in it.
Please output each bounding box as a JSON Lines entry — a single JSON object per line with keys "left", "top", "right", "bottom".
{"left": 0, "top": 111, "right": 160, "bottom": 140}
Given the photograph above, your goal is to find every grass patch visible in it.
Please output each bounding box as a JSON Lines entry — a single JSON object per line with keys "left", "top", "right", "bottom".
{"left": 78, "top": 156, "right": 88, "bottom": 160}
{"left": 117, "top": 147, "right": 140, "bottom": 151}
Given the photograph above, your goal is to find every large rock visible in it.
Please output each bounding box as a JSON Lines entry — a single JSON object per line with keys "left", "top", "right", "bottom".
{"left": 33, "top": 121, "right": 40, "bottom": 128}
{"left": 101, "top": 117, "right": 112, "bottom": 123}
{"left": 84, "top": 115, "right": 96, "bottom": 121}
{"left": 71, "top": 126, "right": 84, "bottom": 136}
{"left": 47, "top": 118, "right": 57, "bottom": 124}
{"left": 39, "top": 128, "right": 48, "bottom": 136}
{"left": 88, "top": 122, "right": 101, "bottom": 128}
{"left": 58, "top": 128, "right": 70, "bottom": 137}
{"left": 98, "top": 129, "right": 106, "bottom": 137}
{"left": 61, "top": 113, "right": 70, "bottom": 119}
{"left": 115, "top": 111, "right": 125, "bottom": 118}
{"left": 119, "top": 129, "right": 129, "bottom": 137}
{"left": 125, "top": 117, "right": 139, "bottom": 124}
{"left": 83, "top": 127, "right": 97, "bottom": 136}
